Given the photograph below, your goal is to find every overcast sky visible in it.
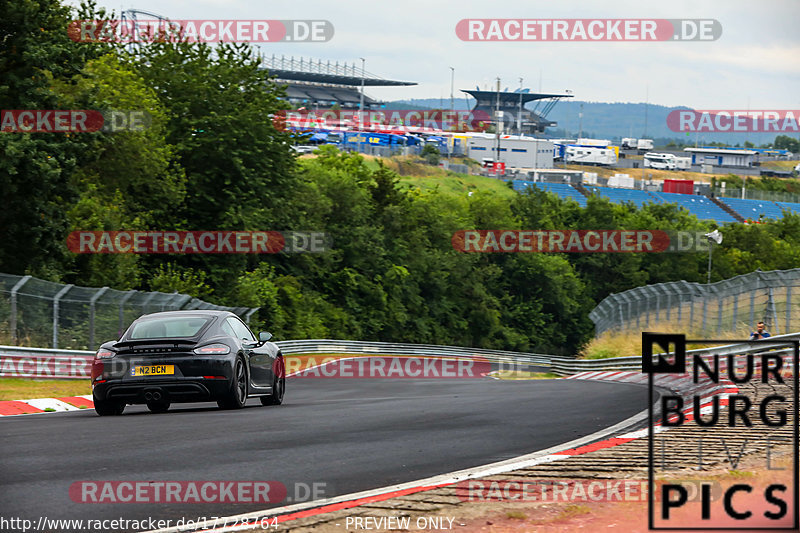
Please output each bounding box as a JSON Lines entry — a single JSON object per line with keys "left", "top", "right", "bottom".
{"left": 73, "top": 0, "right": 800, "bottom": 109}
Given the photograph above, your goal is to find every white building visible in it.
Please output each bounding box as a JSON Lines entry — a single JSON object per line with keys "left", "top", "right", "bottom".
{"left": 465, "top": 134, "right": 554, "bottom": 169}
{"left": 684, "top": 147, "right": 758, "bottom": 168}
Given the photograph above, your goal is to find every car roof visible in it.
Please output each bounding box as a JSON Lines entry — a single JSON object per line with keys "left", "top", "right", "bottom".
{"left": 136, "top": 310, "right": 237, "bottom": 320}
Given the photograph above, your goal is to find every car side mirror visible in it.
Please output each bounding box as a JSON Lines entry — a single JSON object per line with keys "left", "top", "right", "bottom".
{"left": 259, "top": 331, "right": 273, "bottom": 342}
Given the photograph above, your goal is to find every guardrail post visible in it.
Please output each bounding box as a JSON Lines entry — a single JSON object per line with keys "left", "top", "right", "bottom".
{"left": 701, "top": 284, "right": 709, "bottom": 335}
{"left": 732, "top": 292, "right": 739, "bottom": 332}
{"left": 767, "top": 287, "right": 778, "bottom": 335}
{"left": 786, "top": 285, "right": 792, "bottom": 334}
{"left": 173, "top": 294, "right": 193, "bottom": 310}
{"left": 118, "top": 290, "right": 136, "bottom": 337}
{"left": 88, "top": 286, "right": 109, "bottom": 350}
{"left": 139, "top": 292, "right": 158, "bottom": 315}
{"left": 244, "top": 307, "right": 259, "bottom": 325}
{"left": 52, "top": 284, "right": 74, "bottom": 349}
{"left": 164, "top": 292, "right": 186, "bottom": 311}
{"left": 717, "top": 292, "right": 724, "bottom": 336}
{"left": 9, "top": 275, "right": 31, "bottom": 345}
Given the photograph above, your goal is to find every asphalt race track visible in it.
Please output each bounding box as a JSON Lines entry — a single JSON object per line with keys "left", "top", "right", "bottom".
{"left": 1, "top": 377, "right": 648, "bottom": 531}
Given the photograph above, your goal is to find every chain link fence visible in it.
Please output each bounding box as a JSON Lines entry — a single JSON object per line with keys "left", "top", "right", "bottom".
{"left": 590, "top": 268, "right": 800, "bottom": 337}
{"left": 0, "top": 273, "right": 258, "bottom": 350}
{"left": 712, "top": 187, "right": 800, "bottom": 204}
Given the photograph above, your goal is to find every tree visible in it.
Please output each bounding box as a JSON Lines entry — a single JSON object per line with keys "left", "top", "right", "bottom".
{"left": 421, "top": 143, "right": 440, "bottom": 165}
{"left": 127, "top": 39, "right": 299, "bottom": 296}
{"left": 50, "top": 53, "right": 186, "bottom": 288}
{"left": 0, "top": 0, "right": 111, "bottom": 277}
{"left": 774, "top": 135, "right": 800, "bottom": 153}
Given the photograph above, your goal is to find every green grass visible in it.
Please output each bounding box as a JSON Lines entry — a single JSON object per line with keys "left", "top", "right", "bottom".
{"left": 556, "top": 504, "right": 592, "bottom": 520}
{"left": 760, "top": 160, "right": 799, "bottom": 171}
{"left": 0, "top": 378, "right": 91, "bottom": 400}
{"left": 397, "top": 173, "right": 516, "bottom": 199}
{"left": 727, "top": 470, "right": 755, "bottom": 479}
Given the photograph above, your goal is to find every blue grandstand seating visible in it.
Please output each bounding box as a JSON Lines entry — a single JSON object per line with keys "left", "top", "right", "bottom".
{"left": 512, "top": 181, "right": 587, "bottom": 206}
{"left": 718, "top": 198, "right": 785, "bottom": 220}
{"left": 510, "top": 180, "right": 795, "bottom": 223}
{"left": 585, "top": 186, "right": 661, "bottom": 208}
{"left": 776, "top": 201, "right": 800, "bottom": 215}
{"left": 651, "top": 192, "right": 737, "bottom": 224}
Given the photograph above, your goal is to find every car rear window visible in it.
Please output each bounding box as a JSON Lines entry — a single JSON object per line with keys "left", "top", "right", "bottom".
{"left": 129, "top": 317, "right": 211, "bottom": 339}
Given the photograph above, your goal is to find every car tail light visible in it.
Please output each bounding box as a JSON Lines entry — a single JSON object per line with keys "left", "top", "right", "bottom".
{"left": 193, "top": 343, "right": 230, "bottom": 355}
{"left": 95, "top": 348, "right": 114, "bottom": 359}
{"left": 91, "top": 360, "right": 105, "bottom": 382}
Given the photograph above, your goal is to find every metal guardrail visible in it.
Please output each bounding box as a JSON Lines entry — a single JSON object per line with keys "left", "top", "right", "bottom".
{"left": 1, "top": 333, "right": 797, "bottom": 380}
{"left": 272, "top": 339, "right": 554, "bottom": 366}
{"left": 0, "top": 340, "right": 554, "bottom": 380}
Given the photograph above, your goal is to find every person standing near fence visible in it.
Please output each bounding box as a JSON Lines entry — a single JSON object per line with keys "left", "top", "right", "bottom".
{"left": 750, "top": 321, "right": 771, "bottom": 340}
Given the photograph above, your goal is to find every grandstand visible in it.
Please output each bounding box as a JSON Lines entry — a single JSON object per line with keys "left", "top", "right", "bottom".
{"left": 776, "top": 201, "right": 800, "bottom": 215}
{"left": 513, "top": 181, "right": 587, "bottom": 206}
{"left": 513, "top": 181, "right": 748, "bottom": 224}
{"left": 585, "top": 186, "right": 661, "bottom": 208}
{"left": 583, "top": 186, "right": 739, "bottom": 224}
{"left": 260, "top": 55, "right": 416, "bottom": 109}
{"left": 718, "top": 198, "right": 786, "bottom": 220}
{"left": 650, "top": 192, "right": 738, "bottom": 223}
{"left": 462, "top": 89, "right": 572, "bottom": 135}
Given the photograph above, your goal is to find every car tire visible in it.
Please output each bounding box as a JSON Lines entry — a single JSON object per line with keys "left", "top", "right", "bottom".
{"left": 260, "top": 356, "right": 285, "bottom": 406}
{"left": 217, "top": 357, "right": 247, "bottom": 410}
{"left": 147, "top": 401, "right": 170, "bottom": 413}
{"left": 94, "top": 398, "right": 125, "bottom": 416}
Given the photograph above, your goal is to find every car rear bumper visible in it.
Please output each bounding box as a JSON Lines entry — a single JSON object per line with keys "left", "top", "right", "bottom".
{"left": 92, "top": 353, "right": 237, "bottom": 404}
{"left": 93, "top": 376, "right": 233, "bottom": 404}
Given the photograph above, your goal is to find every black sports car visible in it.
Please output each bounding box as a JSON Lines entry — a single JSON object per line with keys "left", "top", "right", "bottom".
{"left": 91, "top": 310, "right": 285, "bottom": 415}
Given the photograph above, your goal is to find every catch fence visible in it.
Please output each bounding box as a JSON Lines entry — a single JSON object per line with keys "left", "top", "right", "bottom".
{"left": 0, "top": 273, "right": 257, "bottom": 350}
{"left": 589, "top": 268, "right": 800, "bottom": 337}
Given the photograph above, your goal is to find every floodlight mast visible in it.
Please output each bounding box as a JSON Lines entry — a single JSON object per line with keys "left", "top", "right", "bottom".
{"left": 120, "top": 9, "right": 171, "bottom": 53}
{"left": 359, "top": 58, "right": 366, "bottom": 130}
{"left": 704, "top": 230, "right": 723, "bottom": 284}
{"left": 495, "top": 78, "right": 501, "bottom": 167}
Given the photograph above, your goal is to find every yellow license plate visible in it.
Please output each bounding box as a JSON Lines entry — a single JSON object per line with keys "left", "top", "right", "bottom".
{"left": 131, "top": 364, "right": 174, "bottom": 377}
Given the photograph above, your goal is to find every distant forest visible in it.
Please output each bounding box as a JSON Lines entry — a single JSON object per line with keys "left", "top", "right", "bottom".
{"left": 391, "top": 98, "right": 798, "bottom": 148}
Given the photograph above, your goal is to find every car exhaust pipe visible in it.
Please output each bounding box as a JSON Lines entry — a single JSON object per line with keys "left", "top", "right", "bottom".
{"left": 144, "top": 392, "right": 153, "bottom": 401}
{"left": 152, "top": 391, "right": 162, "bottom": 401}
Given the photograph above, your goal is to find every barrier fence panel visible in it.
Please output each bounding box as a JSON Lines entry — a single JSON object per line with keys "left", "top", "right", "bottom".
{"left": 589, "top": 268, "right": 800, "bottom": 337}
{"left": 0, "top": 273, "right": 257, "bottom": 351}
{"left": 1, "top": 332, "right": 797, "bottom": 380}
